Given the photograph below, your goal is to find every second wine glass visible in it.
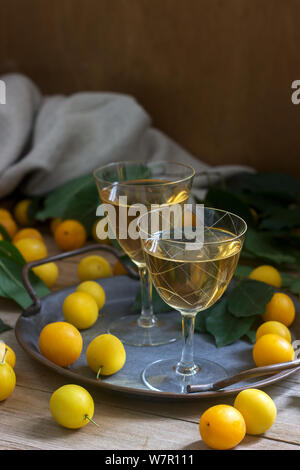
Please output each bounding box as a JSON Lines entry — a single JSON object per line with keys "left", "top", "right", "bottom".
{"left": 138, "top": 205, "right": 247, "bottom": 392}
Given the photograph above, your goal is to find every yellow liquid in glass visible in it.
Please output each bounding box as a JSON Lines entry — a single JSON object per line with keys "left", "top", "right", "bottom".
{"left": 99, "top": 179, "right": 190, "bottom": 266}
{"left": 143, "top": 227, "right": 242, "bottom": 313}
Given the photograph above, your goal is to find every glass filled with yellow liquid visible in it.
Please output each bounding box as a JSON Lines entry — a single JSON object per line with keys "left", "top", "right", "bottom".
{"left": 93, "top": 161, "right": 195, "bottom": 346}
{"left": 138, "top": 206, "right": 247, "bottom": 392}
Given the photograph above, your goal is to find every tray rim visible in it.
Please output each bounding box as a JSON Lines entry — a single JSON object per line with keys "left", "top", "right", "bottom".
{"left": 15, "top": 283, "right": 300, "bottom": 401}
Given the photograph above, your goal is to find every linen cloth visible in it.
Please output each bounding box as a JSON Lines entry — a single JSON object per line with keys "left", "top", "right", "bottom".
{"left": 0, "top": 73, "right": 253, "bottom": 198}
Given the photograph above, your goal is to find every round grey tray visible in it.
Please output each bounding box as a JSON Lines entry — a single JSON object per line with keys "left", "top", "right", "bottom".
{"left": 15, "top": 272, "right": 300, "bottom": 400}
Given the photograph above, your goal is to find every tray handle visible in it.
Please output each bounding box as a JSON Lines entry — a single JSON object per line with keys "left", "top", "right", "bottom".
{"left": 186, "top": 359, "right": 300, "bottom": 393}
{"left": 21, "top": 243, "right": 139, "bottom": 317}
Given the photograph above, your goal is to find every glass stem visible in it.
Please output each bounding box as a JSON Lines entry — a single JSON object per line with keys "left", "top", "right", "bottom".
{"left": 137, "top": 266, "right": 157, "bottom": 328}
{"left": 176, "top": 313, "right": 199, "bottom": 375}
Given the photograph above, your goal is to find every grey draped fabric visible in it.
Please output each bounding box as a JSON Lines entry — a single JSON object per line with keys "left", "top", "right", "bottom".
{"left": 0, "top": 73, "right": 253, "bottom": 198}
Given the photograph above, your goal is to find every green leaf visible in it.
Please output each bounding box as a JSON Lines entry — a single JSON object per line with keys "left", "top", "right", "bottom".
{"left": 234, "top": 264, "right": 253, "bottom": 280}
{"left": 280, "top": 272, "right": 297, "bottom": 289}
{"left": 260, "top": 208, "right": 300, "bottom": 231}
{"left": 0, "top": 240, "right": 27, "bottom": 264}
{"left": 36, "top": 174, "right": 99, "bottom": 234}
{"left": 245, "top": 329, "right": 257, "bottom": 344}
{"left": 0, "top": 225, "right": 11, "bottom": 241}
{"left": 228, "top": 279, "right": 275, "bottom": 318}
{"left": 288, "top": 277, "right": 300, "bottom": 295}
{"left": 0, "top": 319, "right": 12, "bottom": 333}
{"left": 0, "top": 256, "right": 34, "bottom": 308}
{"left": 237, "top": 191, "right": 285, "bottom": 216}
{"left": 0, "top": 241, "right": 50, "bottom": 309}
{"left": 293, "top": 253, "right": 300, "bottom": 271}
{"left": 240, "top": 248, "right": 257, "bottom": 260}
{"left": 230, "top": 172, "right": 300, "bottom": 202}
{"left": 234, "top": 265, "right": 298, "bottom": 292}
{"left": 0, "top": 255, "right": 50, "bottom": 309}
{"left": 195, "top": 309, "right": 211, "bottom": 333}
{"left": 61, "top": 190, "right": 100, "bottom": 235}
{"left": 205, "top": 186, "right": 254, "bottom": 225}
{"left": 36, "top": 174, "right": 93, "bottom": 219}
{"left": 289, "top": 233, "right": 300, "bottom": 250}
{"left": 244, "top": 228, "right": 296, "bottom": 265}
{"left": 205, "top": 299, "right": 255, "bottom": 347}
{"left": 27, "top": 197, "right": 43, "bottom": 224}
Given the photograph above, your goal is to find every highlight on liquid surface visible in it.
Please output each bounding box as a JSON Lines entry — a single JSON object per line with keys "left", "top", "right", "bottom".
{"left": 99, "top": 179, "right": 190, "bottom": 267}
{"left": 143, "top": 227, "right": 243, "bottom": 314}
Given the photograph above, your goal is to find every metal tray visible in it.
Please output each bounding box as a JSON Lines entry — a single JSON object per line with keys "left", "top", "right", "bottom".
{"left": 15, "top": 245, "right": 300, "bottom": 400}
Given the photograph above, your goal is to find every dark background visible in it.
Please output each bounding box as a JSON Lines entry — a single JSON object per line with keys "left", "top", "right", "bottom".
{"left": 1, "top": 0, "right": 300, "bottom": 175}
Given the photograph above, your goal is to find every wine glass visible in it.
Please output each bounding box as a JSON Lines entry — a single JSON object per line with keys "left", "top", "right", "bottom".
{"left": 93, "top": 161, "right": 195, "bottom": 346}
{"left": 138, "top": 205, "right": 247, "bottom": 392}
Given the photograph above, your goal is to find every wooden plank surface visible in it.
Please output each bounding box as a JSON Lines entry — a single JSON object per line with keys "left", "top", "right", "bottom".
{"left": 0, "top": 234, "right": 299, "bottom": 450}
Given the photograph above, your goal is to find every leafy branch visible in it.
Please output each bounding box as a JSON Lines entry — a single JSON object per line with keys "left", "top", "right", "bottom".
{"left": 0, "top": 241, "right": 50, "bottom": 310}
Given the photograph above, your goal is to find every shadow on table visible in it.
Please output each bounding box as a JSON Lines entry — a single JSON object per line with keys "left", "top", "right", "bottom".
{"left": 182, "top": 435, "right": 263, "bottom": 450}
{"left": 25, "top": 416, "right": 85, "bottom": 445}
{"left": 181, "top": 440, "right": 208, "bottom": 450}
{"left": 286, "top": 396, "right": 300, "bottom": 408}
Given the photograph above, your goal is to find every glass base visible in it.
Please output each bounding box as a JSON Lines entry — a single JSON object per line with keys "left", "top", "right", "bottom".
{"left": 142, "top": 358, "right": 228, "bottom": 393}
{"left": 108, "top": 313, "right": 181, "bottom": 346}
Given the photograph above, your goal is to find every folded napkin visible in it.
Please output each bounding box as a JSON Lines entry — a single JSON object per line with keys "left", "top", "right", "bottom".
{"left": 0, "top": 73, "right": 253, "bottom": 198}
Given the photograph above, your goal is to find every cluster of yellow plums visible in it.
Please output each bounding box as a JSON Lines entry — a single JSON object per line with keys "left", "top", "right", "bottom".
{"left": 199, "top": 388, "right": 277, "bottom": 450}
{"left": 37, "top": 279, "right": 126, "bottom": 429}
{"left": 38, "top": 279, "right": 126, "bottom": 377}
{"left": 0, "top": 340, "right": 98, "bottom": 430}
{"left": 0, "top": 203, "right": 58, "bottom": 288}
{"left": 0, "top": 341, "right": 16, "bottom": 402}
{"left": 36, "top": 274, "right": 126, "bottom": 429}
{"left": 0, "top": 199, "right": 107, "bottom": 252}
{"left": 249, "top": 265, "right": 296, "bottom": 367}
{"left": 0, "top": 283, "right": 126, "bottom": 430}
{"left": 39, "top": 322, "right": 126, "bottom": 378}
{"left": 199, "top": 264, "right": 297, "bottom": 450}
{"left": 0, "top": 201, "right": 127, "bottom": 291}
{"left": 0, "top": 204, "right": 129, "bottom": 430}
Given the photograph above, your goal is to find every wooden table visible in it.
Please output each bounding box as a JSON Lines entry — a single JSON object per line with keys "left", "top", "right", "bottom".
{"left": 0, "top": 234, "right": 299, "bottom": 450}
